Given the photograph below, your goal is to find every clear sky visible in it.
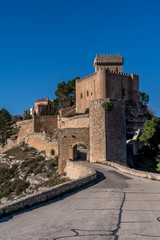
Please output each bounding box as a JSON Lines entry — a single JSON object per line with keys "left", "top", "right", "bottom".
{"left": 0, "top": 0, "right": 160, "bottom": 116}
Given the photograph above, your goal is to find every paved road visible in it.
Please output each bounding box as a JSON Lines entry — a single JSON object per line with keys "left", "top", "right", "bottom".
{"left": 0, "top": 163, "right": 160, "bottom": 240}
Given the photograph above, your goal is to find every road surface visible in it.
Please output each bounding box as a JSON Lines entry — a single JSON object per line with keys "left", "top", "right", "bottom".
{"left": 0, "top": 163, "right": 160, "bottom": 240}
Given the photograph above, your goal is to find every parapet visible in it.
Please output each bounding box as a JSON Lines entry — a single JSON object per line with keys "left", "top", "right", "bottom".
{"left": 94, "top": 53, "right": 124, "bottom": 68}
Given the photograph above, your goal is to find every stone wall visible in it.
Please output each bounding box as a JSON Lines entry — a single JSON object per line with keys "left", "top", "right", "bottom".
{"left": 34, "top": 115, "right": 58, "bottom": 132}
{"left": 104, "top": 161, "right": 160, "bottom": 181}
{"left": 59, "top": 114, "right": 89, "bottom": 129}
{"left": 58, "top": 128, "right": 89, "bottom": 174}
{"left": 0, "top": 161, "right": 96, "bottom": 218}
{"left": 76, "top": 55, "right": 139, "bottom": 114}
{"left": 0, "top": 139, "right": 17, "bottom": 154}
{"left": 16, "top": 119, "right": 34, "bottom": 142}
{"left": 89, "top": 99, "right": 127, "bottom": 164}
{"left": 65, "top": 159, "right": 94, "bottom": 180}
{"left": 59, "top": 105, "right": 76, "bottom": 117}
{"left": 25, "top": 133, "right": 58, "bottom": 156}
{"left": 76, "top": 73, "right": 97, "bottom": 113}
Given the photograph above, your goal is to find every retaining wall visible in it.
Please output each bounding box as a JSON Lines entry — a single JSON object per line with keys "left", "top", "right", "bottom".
{"left": 104, "top": 161, "right": 160, "bottom": 180}
{"left": 25, "top": 133, "right": 58, "bottom": 156}
{"left": 65, "top": 160, "right": 94, "bottom": 179}
{"left": 34, "top": 115, "right": 58, "bottom": 132}
{"left": 59, "top": 114, "right": 89, "bottom": 129}
{"left": 0, "top": 161, "right": 96, "bottom": 218}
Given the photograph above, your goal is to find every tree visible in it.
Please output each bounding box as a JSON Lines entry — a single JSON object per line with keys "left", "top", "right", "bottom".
{"left": 55, "top": 77, "right": 79, "bottom": 108}
{"left": 139, "top": 91, "right": 149, "bottom": 105}
{"left": 139, "top": 117, "right": 160, "bottom": 171}
{"left": 0, "top": 108, "right": 14, "bottom": 147}
{"left": 40, "top": 100, "right": 59, "bottom": 116}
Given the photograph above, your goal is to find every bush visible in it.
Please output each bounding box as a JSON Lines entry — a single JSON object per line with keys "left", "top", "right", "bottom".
{"left": 50, "top": 149, "right": 55, "bottom": 156}
{"left": 11, "top": 179, "right": 30, "bottom": 195}
{"left": 101, "top": 102, "right": 113, "bottom": 111}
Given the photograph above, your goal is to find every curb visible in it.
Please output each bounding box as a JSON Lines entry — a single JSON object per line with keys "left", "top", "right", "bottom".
{"left": 103, "top": 161, "right": 160, "bottom": 181}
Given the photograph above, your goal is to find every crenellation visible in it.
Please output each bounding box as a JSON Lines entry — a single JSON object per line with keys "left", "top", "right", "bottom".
{"left": 76, "top": 72, "right": 97, "bottom": 82}
{"left": 76, "top": 54, "right": 139, "bottom": 113}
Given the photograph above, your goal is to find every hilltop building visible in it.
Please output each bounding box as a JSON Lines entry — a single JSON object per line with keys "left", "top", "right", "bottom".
{"left": 76, "top": 54, "right": 139, "bottom": 113}
{"left": 4, "top": 54, "right": 152, "bottom": 175}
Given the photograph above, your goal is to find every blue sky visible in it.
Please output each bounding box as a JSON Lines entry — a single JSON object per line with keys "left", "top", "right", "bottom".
{"left": 0, "top": 0, "right": 160, "bottom": 116}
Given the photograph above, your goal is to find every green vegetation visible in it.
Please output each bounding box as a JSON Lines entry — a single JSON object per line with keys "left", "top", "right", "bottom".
{"left": 0, "top": 145, "right": 67, "bottom": 202}
{"left": 41, "top": 175, "right": 65, "bottom": 187}
{"left": 5, "top": 145, "right": 37, "bottom": 160}
{"left": 50, "top": 149, "right": 55, "bottom": 156}
{"left": 138, "top": 117, "right": 160, "bottom": 172}
{"left": 0, "top": 164, "right": 29, "bottom": 198}
{"left": 55, "top": 77, "right": 79, "bottom": 109}
{"left": 0, "top": 108, "right": 14, "bottom": 147}
{"left": 24, "top": 113, "right": 32, "bottom": 120}
{"left": 40, "top": 77, "right": 79, "bottom": 116}
{"left": 40, "top": 99, "right": 59, "bottom": 116}
{"left": 139, "top": 91, "right": 149, "bottom": 105}
{"left": 101, "top": 102, "right": 113, "bottom": 111}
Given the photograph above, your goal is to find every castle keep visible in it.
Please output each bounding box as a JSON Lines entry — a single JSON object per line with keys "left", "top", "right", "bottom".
{"left": 76, "top": 54, "right": 139, "bottom": 113}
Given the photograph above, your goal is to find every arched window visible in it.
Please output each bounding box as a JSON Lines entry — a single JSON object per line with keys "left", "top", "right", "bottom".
{"left": 81, "top": 93, "right": 83, "bottom": 99}
{"left": 87, "top": 91, "right": 89, "bottom": 97}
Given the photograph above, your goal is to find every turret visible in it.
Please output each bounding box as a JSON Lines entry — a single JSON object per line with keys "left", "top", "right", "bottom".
{"left": 94, "top": 53, "right": 124, "bottom": 73}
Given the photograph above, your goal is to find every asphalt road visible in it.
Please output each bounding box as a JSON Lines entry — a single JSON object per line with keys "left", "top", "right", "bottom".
{"left": 0, "top": 163, "right": 160, "bottom": 240}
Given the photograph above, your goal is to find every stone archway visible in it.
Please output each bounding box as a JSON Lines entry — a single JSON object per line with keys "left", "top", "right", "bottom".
{"left": 58, "top": 128, "right": 89, "bottom": 174}
{"left": 72, "top": 143, "right": 87, "bottom": 161}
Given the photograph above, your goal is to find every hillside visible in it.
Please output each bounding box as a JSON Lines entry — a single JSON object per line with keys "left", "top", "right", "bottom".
{"left": 0, "top": 144, "right": 68, "bottom": 205}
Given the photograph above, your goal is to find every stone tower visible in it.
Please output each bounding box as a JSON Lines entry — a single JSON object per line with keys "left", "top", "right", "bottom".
{"left": 94, "top": 53, "right": 124, "bottom": 73}
{"left": 76, "top": 54, "right": 139, "bottom": 113}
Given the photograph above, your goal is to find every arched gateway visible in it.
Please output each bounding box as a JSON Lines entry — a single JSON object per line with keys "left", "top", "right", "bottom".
{"left": 58, "top": 128, "right": 89, "bottom": 174}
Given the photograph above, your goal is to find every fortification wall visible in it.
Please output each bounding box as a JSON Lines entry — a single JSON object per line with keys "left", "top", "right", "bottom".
{"left": 16, "top": 119, "right": 34, "bottom": 141}
{"left": 34, "top": 115, "right": 58, "bottom": 132}
{"left": 59, "top": 114, "right": 89, "bottom": 128}
{"left": 76, "top": 73, "right": 97, "bottom": 113}
{"left": 59, "top": 105, "right": 76, "bottom": 117}
{"left": 58, "top": 128, "right": 89, "bottom": 174}
{"left": 105, "top": 70, "right": 135, "bottom": 101}
{"left": 25, "top": 133, "right": 58, "bottom": 156}
{"left": 76, "top": 68, "right": 139, "bottom": 113}
{"left": 89, "top": 99, "right": 127, "bottom": 164}
{"left": 65, "top": 159, "right": 95, "bottom": 180}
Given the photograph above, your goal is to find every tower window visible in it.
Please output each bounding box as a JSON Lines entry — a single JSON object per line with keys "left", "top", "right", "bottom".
{"left": 80, "top": 93, "right": 83, "bottom": 99}
{"left": 91, "top": 92, "right": 93, "bottom": 96}
{"left": 87, "top": 91, "right": 89, "bottom": 97}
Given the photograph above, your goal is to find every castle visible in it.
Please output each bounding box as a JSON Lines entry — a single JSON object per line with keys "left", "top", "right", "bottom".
{"left": 76, "top": 54, "right": 139, "bottom": 113}
{"left": 5, "top": 54, "right": 151, "bottom": 175}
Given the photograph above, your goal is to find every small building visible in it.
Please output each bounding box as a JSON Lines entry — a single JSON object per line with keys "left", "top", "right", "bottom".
{"left": 34, "top": 98, "right": 53, "bottom": 115}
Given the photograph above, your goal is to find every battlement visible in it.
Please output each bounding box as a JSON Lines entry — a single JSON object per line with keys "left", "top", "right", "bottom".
{"left": 94, "top": 53, "right": 124, "bottom": 67}
{"left": 105, "top": 68, "right": 139, "bottom": 78}
{"left": 76, "top": 72, "right": 97, "bottom": 82}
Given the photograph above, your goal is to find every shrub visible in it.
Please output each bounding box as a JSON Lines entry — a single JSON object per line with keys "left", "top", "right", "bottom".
{"left": 101, "top": 102, "right": 113, "bottom": 111}
{"left": 11, "top": 179, "right": 30, "bottom": 195}
{"left": 50, "top": 149, "right": 55, "bottom": 155}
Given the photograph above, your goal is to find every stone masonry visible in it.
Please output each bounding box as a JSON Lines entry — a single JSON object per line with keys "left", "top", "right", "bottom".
{"left": 76, "top": 54, "right": 139, "bottom": 113}
{"left": 89, "top": 99, "right": 127, "bottom": 164}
